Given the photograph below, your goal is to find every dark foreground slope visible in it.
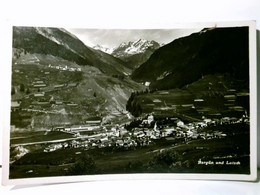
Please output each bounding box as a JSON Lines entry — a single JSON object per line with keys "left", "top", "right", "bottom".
{"left": 132, "top": 27, "right": 249, "bottom": 90}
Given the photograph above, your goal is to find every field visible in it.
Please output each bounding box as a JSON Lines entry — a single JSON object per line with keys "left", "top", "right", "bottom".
{"left": 9, "top": 123, "right": 250, "bottom": 179}
{"left": 131, "top": 75, "right": 249, "bottom": 122}
{"left": 10, "top": 131, "right": 74, "bottom": 145}
{"left": 11, "top": 56, "right": 144, "bottom": 129}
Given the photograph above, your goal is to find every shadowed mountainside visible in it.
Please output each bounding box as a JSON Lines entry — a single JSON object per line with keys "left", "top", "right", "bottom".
{"left": 132, "top": 27, "right": 249, "bottom": 90}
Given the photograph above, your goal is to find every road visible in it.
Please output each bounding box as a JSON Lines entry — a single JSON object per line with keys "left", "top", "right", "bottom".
{"left": 11, "top": 133, "right": 104, "bottom": 147}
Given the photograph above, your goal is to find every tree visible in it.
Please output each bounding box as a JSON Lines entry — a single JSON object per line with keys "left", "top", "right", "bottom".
{"left": 67, "top": 153, "right": 96, "bottom": 175}
{"left": 20, "top": 84, "right": 25, "bottom": 92}
{"left": 126, "top": 92, "right": 136, "bottom": 111}
{"left": 11, "top": 86, "right": 15, "bottom": 95}
{"left": 26, "top": 88, "right": 30, "bottom": 94}
{"left": 146, "top": 151, "right": 182, "bottom": 172}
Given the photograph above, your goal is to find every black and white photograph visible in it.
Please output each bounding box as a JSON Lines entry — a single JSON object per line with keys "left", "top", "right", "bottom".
{"left": 3, "top": 21, "right": 257, "bottom": 184}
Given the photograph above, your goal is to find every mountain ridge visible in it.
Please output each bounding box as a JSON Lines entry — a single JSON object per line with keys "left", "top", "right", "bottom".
{"left": 131, "top": 27, "right": 249, "bottom": 90}
{"left": 112, "top": 39, "right": 160, "bottom": 57}
{"left": 13, "top": 26, "right": 130, "bottom": 76}
{"left": 111, "top": 39, "right": 160, "bottom": 69}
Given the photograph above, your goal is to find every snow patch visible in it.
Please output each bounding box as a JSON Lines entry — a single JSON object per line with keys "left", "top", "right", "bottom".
{"left": 35, "top": 27, "right": 61, "bottom": 45}
{"left": 112, "top": 39, "right": 160, "bottom": 58}
{"left": 93, "top": 44, "right": 114, "bottom": 54}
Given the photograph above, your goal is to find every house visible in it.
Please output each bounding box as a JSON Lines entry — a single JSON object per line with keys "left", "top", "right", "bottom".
{"left": 159, "top": 91, "right": 169, "bottom": 95}
{"left": 10, "top": 125, "right": 16, "bottom": 131}
{"left": 34, "top": 92, "right": 45, "bottom": 97}
{"left": 11, "top": 101, "right": 20, "bottom": 108}
{"left": 153, "top": 99, "right": 162, "bottom": 103}
{"left": 196, "top": 122, "right": 207, "bottom": 128}
{"left": 224, "top": 95, "right": 236, "bottom": 99}
{"left": 147, "top": 114, "right": 154, "bottom": 124}
{"left": 67, "top": 103, "right": 78, "bottom": 107}
{"left": 222, "top": 117, "right": 231, "bottom": 124}
{"left": 100, "top": 137, "right": 108, "bottom": 143}
{"left": 116, "top": 140, "right": 124, "bottom": 147}
{"left": 35, "top": 81, "right": 44, "bottom": 84}
{"left": 144, "top": 129, "right": 154, "bottom": 137}
{"left": 55, "top": 100, "right": 63, "bottom": 105}
{"left": 194, "top": 99, "right": 204, "bottom": 102}
{"left": 160, "top": 129, "right": 168, "bottom": 137}
{"left": 203, "top": 118, "right": 212, "bottom": 124}
{"left": 137, "top": 133, "right": 145, "bottom": 138}
{"left": 54, "top": 127, "right": 65, "bottom": 131}
{"left": 36, "top": 101, "right": 49, "bottom": 105}
{"left": 64, "top": 127, "right": 71, "bottom": 132}
{"left": 85, "top": 120, "right": 101, "bottom": 125}
{"left": 33, "top": 83, "right": 47, "bottom": 88}
{"left": 164, "top": 128, "right": 176, "bottom": 136}
{"left": 142, "top": 119, "right": 148, "bottom": 124}
{"left": 186, "top": 130, "right": 194, "bottom": 137}
{"left": 54, "top": 84, "right": 65, "bottom": 89}
{"left": 177, "top": 120, "right": 184, "bottom": 127}
{"left": 186, "top": 123, "right": 195, "bottom": 130}
{"left": 68, "top": 83, "right": 77, "bottom": 87}
{"left": 144, "top": 81, "right": 151, "bottom": 86}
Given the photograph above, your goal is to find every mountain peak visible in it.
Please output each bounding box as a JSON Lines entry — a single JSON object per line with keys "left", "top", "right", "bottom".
{"left": 112, "top": 39, "right": 160, "bottom": 57}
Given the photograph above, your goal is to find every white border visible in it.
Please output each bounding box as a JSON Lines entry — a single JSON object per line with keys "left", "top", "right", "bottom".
{"left": 2, "top": 21, "right": 257, "bottom": 186}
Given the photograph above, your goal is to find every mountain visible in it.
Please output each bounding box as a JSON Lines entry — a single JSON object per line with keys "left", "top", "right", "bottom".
{"left": 112, "top": 39, "right": 160, "bottom": 57}
{"left": 11, "top": 27, "right": 147, "bottom": 127}
{"left": 13, "top": 27, "right": 130, "bottom": 76}
{"left": 93, "top": 44, "right": 114, "bottom": 54}
{"left": 111, "top": 39, "right": 160, "bottom": 69}
{"left": 131, "top": 27, "right": 249, "bottom": 90}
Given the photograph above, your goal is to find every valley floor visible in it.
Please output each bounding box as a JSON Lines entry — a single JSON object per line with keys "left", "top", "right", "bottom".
{"left": 9, "top": 121, "right": 250, "bottom": 179}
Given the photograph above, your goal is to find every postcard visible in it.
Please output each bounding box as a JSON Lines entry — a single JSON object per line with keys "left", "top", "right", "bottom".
{"left": 2, "top": 21, "right": 257, "bottom": 185}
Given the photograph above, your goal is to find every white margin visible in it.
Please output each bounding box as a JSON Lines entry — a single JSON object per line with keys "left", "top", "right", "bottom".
{"left": 2, "top": 20, "right": 257, "bottom": 186}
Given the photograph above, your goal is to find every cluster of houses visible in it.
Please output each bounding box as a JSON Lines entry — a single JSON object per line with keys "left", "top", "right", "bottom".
{"left": 48, "top": 64, "right": 81, "bottom": 72}
{"left": 32, "top": 78, "right": 78, "bottom": 91}
{"left": 43, "top": 112, "right": 249, "bottom": 153}
{"left": 54, "top": 119, "right": 102, "bottom": 133}
{"left": 44, "top": 127, "right": 153, "bottom": 153}
{"left": 28, "top": 77, "right": 78, "bottom": 107}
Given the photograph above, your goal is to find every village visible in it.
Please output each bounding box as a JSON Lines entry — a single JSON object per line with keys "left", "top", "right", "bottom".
{"left": 47, "top": 64, "right": 82, "bottom": 72}
{"left": 43, "top": 112, "right": 249, "bottom": 153}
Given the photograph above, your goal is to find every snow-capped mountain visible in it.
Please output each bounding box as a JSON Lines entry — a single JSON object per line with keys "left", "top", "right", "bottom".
{"left": 112, "top": 39, "right": 160, "bottom": 58}
{"left": 93, "top": 44, "right": 114, "bottom": 54}
{"left": 110, "top": 39, "right": 160, "bottom": 69}
{"left": 92, "top": 39, "right": 160, "bottom": 69}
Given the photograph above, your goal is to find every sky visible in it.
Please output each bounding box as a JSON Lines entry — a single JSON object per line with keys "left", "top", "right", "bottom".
{"left": 66, "top": 28, "right": 202, "bottom": 48}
